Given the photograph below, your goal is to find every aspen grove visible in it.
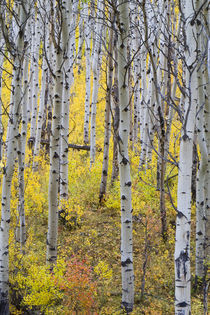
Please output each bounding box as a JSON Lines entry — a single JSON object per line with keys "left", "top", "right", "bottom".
{"left": 0, "top": 0, "right": 209, "bottom": 314}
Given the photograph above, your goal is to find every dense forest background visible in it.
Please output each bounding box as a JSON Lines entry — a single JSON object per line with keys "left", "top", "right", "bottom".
{"left": 0, "top": 0, "right": 209, "bottom": 314}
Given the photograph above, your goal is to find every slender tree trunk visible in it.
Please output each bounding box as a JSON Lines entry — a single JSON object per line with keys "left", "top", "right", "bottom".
{"left": 17, "top": 51, "right": 30, "bottom": 249}
{"left": 29, "top": 10, "right": 41, "bottom": 148}
{"left": 118, "top": 1, "right": 134, "bottom": 312}
{"left": 174, "top": 2, "right": 198, "bottom": 313}
{"left": 0, "top": 36, "right": 4, "bottom": 160}
{"left": 0, "top": 1, "right": 28, "bottom": 311}
{"left": 47, "top": 1, "right": 63, "bottom": 264}
{"left": 89, "top": 0, "right": 104, "bottom": 169}
{"left": 111, "top": 42, "right": 119, "bottom": 185}
{"left": 60, "top": 0, "right": 73, "bottom": 200}
{"left": 99, "top": 14, "right": 114, "bottom": 202}
{"left": 83, "top": 1, "right": 91, "bottom": 144}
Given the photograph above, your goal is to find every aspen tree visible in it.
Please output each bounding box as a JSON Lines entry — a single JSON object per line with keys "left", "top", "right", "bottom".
{"left": 27, "top": 18, "right": 34, "bottom": 122}
{"left": 70, "top": 0, "right": 79, "bottom": 61}
{"left": 139, "top": 1, "right": 157, "bottom": 170}
{"left": 90, "top": 0, "right": 96, "bottom": 62}
{"left": 83, "top": 0, "right": 91, "bottom": 144}
{"left": 0, "top": 33, "right": 4, "bottom": 160}
{"left": 17, "top": 20, "right": 31, "bottom": 248}
{"left": 195, "top": 0, "right": 209, "bottom": 282}
{"left": 174, "top": 1, "right": 198, "bottom": 313}
{"left": 33, "top": 3, "right": 51, "bottom": 166}
{"left": 111, "top": 42, "right": 119, "bottom": 185}
{"left": 130, "top": 3, "right": 140, "bottom": 147}
{"left": 60, "top": 0, "right": 73, "bottom": 200}
{"left": 0, "top": 1, "right": 29, "bottom": 312}
{"left": 33, "top": 57, "right": 49, "bottom": 167}
{"left": 117, "top": 0, "right": 134, "bottom": 311}
{"left": 47, "top": 0, "right": 63, "bottom": 265}
{"left": 90, "top": 0, "right": 104, "bottom": 169}
{"left": 202, "top": 5, "right": 210, "bottom": 312}
{"left": 195, "top": 103, "right": 208, "bottom": 280}
{"left": 203, "top": 68, "right": 210, "bottom": 315}
{"left": 77, "top": 9, "right": 84, "bottom": 72}
{"left": 29, "top": 8, "right": 42, "bottom": 148}
{"left": 99, "top": 11, "right": 114, "bottom": 202}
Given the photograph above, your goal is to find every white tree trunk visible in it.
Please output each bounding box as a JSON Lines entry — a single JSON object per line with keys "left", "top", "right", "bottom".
{"left": 83, "top": 1, "right": 91, "bottom": 144}
{"left": 33, "top": 3, "right": 51, "bottom": 167}
{"left": 47, "top": 1, "right": 63, "bottom": 264}
{"left": 29, "top": 10, "right": 41, "bottom": 148}
{"left": 118, "top": 0, "right": 134, "bottom": 312}
{"left": 174, "top": 1, "right": 198, "bottom": 313}
{"left": 77, "top": 12, "right": 84, "bottom": 71}
{"left": 130, "top": 3, "right": 140, "bottom": 147}
{"left": 47, "top": 49, "right": 63, "bottom": 265}
{"left": 0, "top": 36, "right": 4, "bottom": 160}
{"left": 89, "top": 0, "right": 104, "bottom": 169}
{"left": 99, "top": 16, "right": 114, "bottom": 202}
{"left": 17, "top": 49, "right": 30, "bottom": 249}
{"left": 60, "top": 0, "right": 73, "bottom": 200}
{"left": 0, "top": 1, "right": 28, "bottom": 312}
{"left": 195, "top": 6, "right": 209, "bottom": 279}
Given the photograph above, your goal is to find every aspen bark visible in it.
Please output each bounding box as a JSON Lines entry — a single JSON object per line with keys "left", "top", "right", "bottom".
{"left": 111, "top": 44, "right": 119, "bottom": 185}
{"left": 118, "top": 1, "right": 134, "bottom": 312}
{"left": 0, "top": 35, "right": 4, "bottom": 160}
{"left": 29, "top": 10, "right": 41, "bottom": 148}
{"left": 46, "top": 1, "right": 63, "bottom": 265}
{"left": 60, "top": 0, "right": 73, "bottom": 200}
{"left": 83, "top": 1, "right": 91, "bottom": 144}
{"left": 99, "top": 15, "right": 114, "bottom": 202}
{"left": 17, "top": 52, "right": 30, "bottom": 249}
{"left": 195, "top": 3, "right": 209, "bottom": 279}
{"left": 0, "top": 1, "right": 28, "bottom": 312}
{"left": 174, "top": 1, "right": 198, "bottom": 313}
{"left": 89, "top": 0, "right": 104, "bottom": 169}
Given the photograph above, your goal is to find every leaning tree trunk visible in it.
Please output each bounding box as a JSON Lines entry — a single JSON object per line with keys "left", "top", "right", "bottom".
{"left": 0, "top": 1, "right": 28, "bottom": 312}
{"left": 117, "top": 0, "right": 134, "bottom": 312}
{"left": 174, "top": 1, "right": 198, "bottom": 313}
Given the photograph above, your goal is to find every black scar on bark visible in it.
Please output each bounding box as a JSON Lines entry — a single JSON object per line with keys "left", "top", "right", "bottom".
{"left": 176, "top": 301, "right": 189, "bottom": 307}
{"left": 121, "top": 258, "right": 132, "bottom": 267}
{"left": 177, "top": 211, "right": 187, "bottom": 219}
{"left": 53, "top": 152, "right": 59, "bottom": 159}
{"left": 48, "top": 256, "right": 57, "bottom": 261}
{"left": 175, "top": 250, "right": 189, "bottom": 279}
{"left": 49, "top": 247, "right": 56, "bottom": 251}
{"left": 103, "top": 170, "right": 107, "bottom": 176}
{"left": 125, "top": 181, "right": 131, "bottom": 187}
{"left": 121, "top": 301, "right": 133, "bottom": 313}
